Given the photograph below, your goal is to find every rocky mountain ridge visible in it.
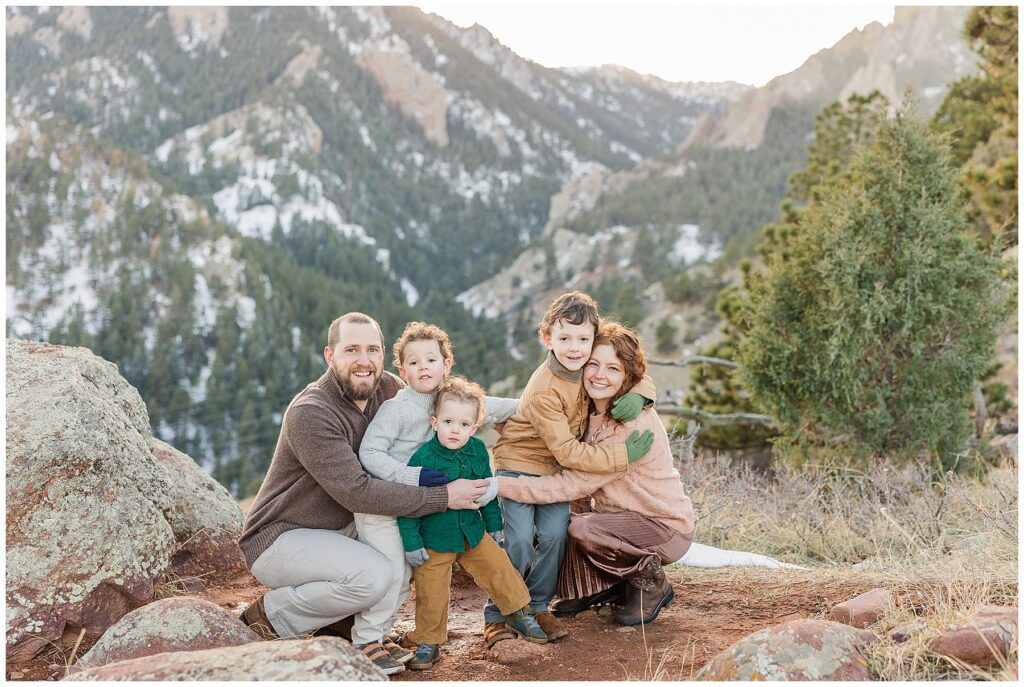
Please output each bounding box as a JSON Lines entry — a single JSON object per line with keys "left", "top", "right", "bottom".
{"left": 6, "top": 4, "right": 744, "bottom": 491}
{"left": 681, "top": 6, "right": 976, "bottom": 152}
{"left": 457, "top": 5, "right": 981, "bottom": 402}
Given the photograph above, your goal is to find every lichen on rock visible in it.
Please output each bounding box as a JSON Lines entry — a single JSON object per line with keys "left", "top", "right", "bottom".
{"left": 67, "top": 637, "right": 388, "bottom": 681}
{"left": 75, "top": 597, "right": 259, "bottom": 670}
{"left": 150, "top": 438, "right": 245, "bottom": 577}
{"left": 697, "top": 619, "right": 878, "bottom": 681}
{"left": 6, "top": 340, "right": 178, "bottom": 661}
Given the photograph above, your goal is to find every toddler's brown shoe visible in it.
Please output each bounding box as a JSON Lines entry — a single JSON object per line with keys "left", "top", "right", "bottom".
{"left": 483, "top": 621, "right": 516, "bottom": 648}
{"left": 383, "top": 636, "right": 414, "bottom": 663}
{"left": 534, "top": 611, "right": 569, "bottom": 640}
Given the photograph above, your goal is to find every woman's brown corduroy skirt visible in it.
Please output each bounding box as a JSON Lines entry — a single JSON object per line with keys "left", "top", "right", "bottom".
{"left": 555, "top": 505, "right": 691, "bottom": 600}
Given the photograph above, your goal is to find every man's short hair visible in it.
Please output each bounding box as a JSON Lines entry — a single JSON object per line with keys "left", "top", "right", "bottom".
{"left": 431, "top": 375, "right": 486, "bottom": 425}
{"left": 393, "top": 322, "right": 453, "bottom": 369}
{"left": 327, "top": 312, "right": 384, "bottom": 351}
{"left": 538, "top": 291, "right": 601, "bottom": 338}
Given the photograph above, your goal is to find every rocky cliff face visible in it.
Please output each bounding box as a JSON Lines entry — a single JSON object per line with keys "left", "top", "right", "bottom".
{"left": 459, "top": 6, "right": 980, "bottom": 404}
{"left": 681, "top": 6, "right": 976, "bottom": 152}
{"left": 358, "top": 42, "right": 450, "bottom": 147}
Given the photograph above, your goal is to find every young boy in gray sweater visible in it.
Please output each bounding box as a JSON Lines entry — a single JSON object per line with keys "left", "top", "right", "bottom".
{"left": 354, "top": 322, "right": 517, "bottom": 668}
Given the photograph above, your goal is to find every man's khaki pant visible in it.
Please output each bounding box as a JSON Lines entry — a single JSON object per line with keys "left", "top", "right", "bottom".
{"left": 414, "top": 534, "right": 530, "bottom": 644}
{"left": 250, "top": 525, "right": 393, "bottom": 638}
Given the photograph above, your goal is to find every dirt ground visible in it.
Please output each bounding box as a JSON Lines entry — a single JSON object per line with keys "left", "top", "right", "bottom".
{"left": 7, "top": 567, "right": 876, "bottom": 681}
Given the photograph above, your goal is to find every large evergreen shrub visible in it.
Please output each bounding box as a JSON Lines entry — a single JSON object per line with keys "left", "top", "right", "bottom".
{"left": 738, "top": 112, "right": 1009, "bottom": 469}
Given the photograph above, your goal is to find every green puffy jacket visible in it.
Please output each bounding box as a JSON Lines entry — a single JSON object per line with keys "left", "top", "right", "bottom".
{"left": 397, "top": 435, "right": 502, "bottom": 552}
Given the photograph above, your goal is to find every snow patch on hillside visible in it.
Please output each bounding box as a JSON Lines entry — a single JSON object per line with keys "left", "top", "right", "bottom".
{"left": 670, "top": 224, "right": 721, "bottom": 266}
{"left": 187, "top": 236, "right": 257, "bottom": 330}
{"left": 400, "top": 278, "right": 419, "bottom": 307}
{"left": 209, "top": 162, "right": 388, "bottom": 267}
{"left": 34, "top": 57, "right": 142, "bottom": 129}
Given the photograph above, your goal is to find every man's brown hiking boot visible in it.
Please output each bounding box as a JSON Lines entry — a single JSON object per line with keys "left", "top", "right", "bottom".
{"left": 311, "top": 615, "right": 354, "bottom": 640}
{"left": 239, "top": 594, "right": 278, "bottom": 640}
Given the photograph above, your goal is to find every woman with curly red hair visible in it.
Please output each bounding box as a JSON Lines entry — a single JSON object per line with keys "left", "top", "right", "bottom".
{"left": 496, "top": 321, "right": 692, "bottom": 626}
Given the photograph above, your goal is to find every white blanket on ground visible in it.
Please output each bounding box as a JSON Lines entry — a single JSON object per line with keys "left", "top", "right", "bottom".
{"left": 675, "top": 542, "right": 807, "bottom": 569}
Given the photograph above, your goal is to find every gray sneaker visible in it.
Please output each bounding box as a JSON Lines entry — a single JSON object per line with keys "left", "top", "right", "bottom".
{"left": 409, "top": 643, "right": 440, "bottom": 670}
{"left": 506, "top": 607, "right": 549, "bottom": 644}
{"left": 355, "top": 641, "right": 405, "bottom": 675}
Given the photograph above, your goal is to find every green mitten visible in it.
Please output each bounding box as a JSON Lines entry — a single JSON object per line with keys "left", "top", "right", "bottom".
{"left": 611, "top": 392, "right": 646, "bottom": 421}
{"left": 625, "top": 429, "right": 654, "bottom": 464}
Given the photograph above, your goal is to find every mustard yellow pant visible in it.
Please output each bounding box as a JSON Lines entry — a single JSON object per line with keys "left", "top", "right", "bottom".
{"left": 413, "top": 534, "right": 530, "bottom": 644}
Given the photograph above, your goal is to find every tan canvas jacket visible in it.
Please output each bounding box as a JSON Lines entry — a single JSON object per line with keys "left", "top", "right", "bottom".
{"left": 492, "top": 352, "right": 656, "bottom": 476}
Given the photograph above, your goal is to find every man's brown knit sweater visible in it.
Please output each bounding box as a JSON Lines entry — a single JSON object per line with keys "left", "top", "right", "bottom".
{"left": 238, "top": 369, "right": 449, "bottom": 567}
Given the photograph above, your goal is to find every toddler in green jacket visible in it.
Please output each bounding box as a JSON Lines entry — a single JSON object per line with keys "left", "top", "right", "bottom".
{"left": 397, "top": 376, "right": 547, "bottom": 670}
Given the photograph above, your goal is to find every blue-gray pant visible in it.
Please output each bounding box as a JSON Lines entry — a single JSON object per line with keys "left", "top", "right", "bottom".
{"left": 483, "top": 470, "right": 570, "bottom": 623}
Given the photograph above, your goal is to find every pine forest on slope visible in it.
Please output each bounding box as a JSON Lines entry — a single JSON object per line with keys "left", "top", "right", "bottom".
{"left": 5, "top": 6, "right": 978, "bottom": 495}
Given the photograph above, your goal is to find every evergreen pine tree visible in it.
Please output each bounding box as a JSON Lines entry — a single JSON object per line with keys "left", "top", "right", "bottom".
{"left": 738, "top": 111, "right": 1008, "bottom": 469}
{"left": 654, "top": 317, "right": 677, "bottom": 354}
{"left": 683, "top": 281, "right": 777, "bottom": 450}
{"left": 933, "top": 7, "right": 1017, "bottom": 243}
{"left": 684, "top": 93, "right": 889, "bottom": 451}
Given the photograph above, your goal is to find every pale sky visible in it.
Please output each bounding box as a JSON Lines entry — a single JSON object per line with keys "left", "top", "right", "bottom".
{"left": 416, "top": 2, "right": 896, "bottom": 86}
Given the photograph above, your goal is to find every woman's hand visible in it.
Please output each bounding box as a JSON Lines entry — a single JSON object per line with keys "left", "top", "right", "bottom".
{"left": 625, "top": 429, "right": 654, "bottom": 463}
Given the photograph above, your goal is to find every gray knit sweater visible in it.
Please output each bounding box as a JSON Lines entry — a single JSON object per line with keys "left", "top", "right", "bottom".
{"left": 359, "top": 386, "right": 518, "bottom": 485}
{"left": 238, "top": 369, "right": 449, "bottom": 567}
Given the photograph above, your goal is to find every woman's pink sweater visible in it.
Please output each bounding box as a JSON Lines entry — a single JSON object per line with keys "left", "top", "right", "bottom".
{"left": 498, "top": 409, "right": 695, "bottom": 537}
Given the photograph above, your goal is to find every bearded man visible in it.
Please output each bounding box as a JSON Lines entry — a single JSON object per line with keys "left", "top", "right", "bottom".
{"left": 237, "top": 312, "right": 489, "bottom": 669}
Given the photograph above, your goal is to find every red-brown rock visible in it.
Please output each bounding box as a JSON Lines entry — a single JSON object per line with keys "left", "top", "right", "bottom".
{"left": 831, "top": 588, "right": 892, "bottom": 628}
{"left": 927, "top": 605, "right": 1017, "bottom": 666}
{"left": 149, "top": 439, "right": 245, "bottom": 577}
{"left": 6, "top": 340, "right": 177, "bottom": 662}
{"left": 5, "top": 340, "right": 246, "bottom": 663}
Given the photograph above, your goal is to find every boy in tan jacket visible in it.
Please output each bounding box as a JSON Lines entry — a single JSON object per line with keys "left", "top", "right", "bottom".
{"left": 482, "top": 291, "right": 656, "bottom": 645}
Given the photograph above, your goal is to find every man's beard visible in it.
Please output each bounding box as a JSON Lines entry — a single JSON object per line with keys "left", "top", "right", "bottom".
{"left": 333, "top": 362, "right": 382, "bottom": 401}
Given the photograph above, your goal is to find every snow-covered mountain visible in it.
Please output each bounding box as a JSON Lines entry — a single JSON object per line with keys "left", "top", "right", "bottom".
{"left": 455, "top": 5, "right": 981, "bottom": 405}
{"left": 6, "top": 5, "right": 745, "bottom": 494}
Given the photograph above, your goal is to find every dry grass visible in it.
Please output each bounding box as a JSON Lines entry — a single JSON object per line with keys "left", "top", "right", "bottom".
{"left": 22, "top": 627, "right": 88, "bottom": 680}
{"left": 154, "top": 570, "right": 214, "bottom": 599}
{"left": 861, "top": 577, "right": 1018, "bottom": 680}
{"left": 676, "top": 442, "right": 1017, "bottom": 570}
{"left": 618, "top": 631, "right": 702, "bottom": 681}
{"left": 665, "top": 441, "right": 1018, "bottom": 681}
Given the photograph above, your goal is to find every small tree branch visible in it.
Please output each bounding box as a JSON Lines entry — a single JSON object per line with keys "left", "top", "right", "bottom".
{"left": 648, "top": 356, "right": 739, "bottom": 369}
{"left": 973, "top": 380, "right": 988, "bottom": 437}
{"left": 658, "top": 406, "right": 774, "bottom": 427}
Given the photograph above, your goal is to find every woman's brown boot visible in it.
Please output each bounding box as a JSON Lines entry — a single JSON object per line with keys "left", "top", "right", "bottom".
{"left": 611, "top": 561, "right": 674, "bottom": 626}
